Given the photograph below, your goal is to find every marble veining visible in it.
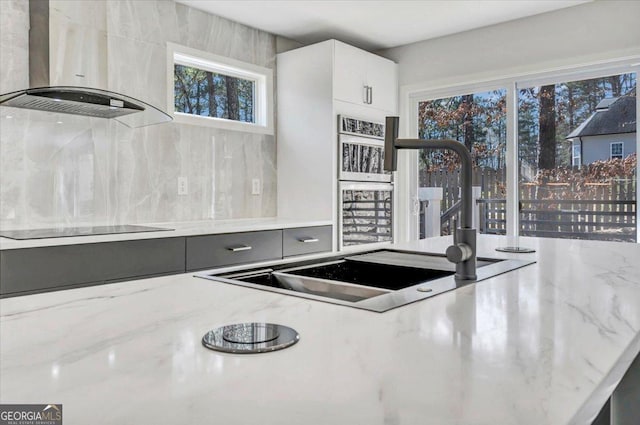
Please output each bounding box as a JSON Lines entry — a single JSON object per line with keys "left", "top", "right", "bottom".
{"left": 0, "top": 0, "right": 28, "bottom": 93}
{"left": 0, "top": 0, "right": 277, "bottom": 229}
{"left": 1, "top": 236, "right": 639, "bottom": 425}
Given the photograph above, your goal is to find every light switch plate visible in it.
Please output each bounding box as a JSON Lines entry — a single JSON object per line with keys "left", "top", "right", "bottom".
{"left": 251, "top": 178, "right": 261, "bottom": 195}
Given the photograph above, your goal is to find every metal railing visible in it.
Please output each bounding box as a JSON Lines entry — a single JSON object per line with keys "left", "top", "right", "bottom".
{"left": 439, "top": 199, "right": 462, "bottom": 236}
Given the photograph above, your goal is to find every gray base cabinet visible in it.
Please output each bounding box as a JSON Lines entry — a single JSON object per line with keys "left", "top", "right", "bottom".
{"left": 0, "top": 238, "right": 185, "bottom": 297}
{"left": 1, "top": 225, "right": 333, "bottom": 297}
{"left": 283, "top": 226, "right": 333, "bottom": 257}
{"left": 186, "top": 230, "right": 284, "bottom": 272}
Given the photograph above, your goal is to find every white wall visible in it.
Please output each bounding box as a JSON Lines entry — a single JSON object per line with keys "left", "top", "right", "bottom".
{"left": 380, "top": 1, "right": 640, "bottom": 89}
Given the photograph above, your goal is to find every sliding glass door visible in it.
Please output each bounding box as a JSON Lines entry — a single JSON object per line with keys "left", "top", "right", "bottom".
{"left": 410, "top": 65, "right": 637, "bottom": 243}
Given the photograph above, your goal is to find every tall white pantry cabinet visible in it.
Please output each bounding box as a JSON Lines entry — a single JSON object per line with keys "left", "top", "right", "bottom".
{"left": 276, "top": 39, "right": 398, "bottom": 251}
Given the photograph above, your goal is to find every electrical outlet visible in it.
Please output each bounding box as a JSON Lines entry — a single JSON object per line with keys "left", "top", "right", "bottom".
{"left": 178, "top": 176, "right": 188, "bottom": 195}
{"left": 251, "top": 178, "right": 261, "bottom": 195}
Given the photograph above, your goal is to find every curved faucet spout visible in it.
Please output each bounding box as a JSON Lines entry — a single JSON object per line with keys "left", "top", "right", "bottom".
{"left": 384, "top": 116, "right": 477, "bottom": 280}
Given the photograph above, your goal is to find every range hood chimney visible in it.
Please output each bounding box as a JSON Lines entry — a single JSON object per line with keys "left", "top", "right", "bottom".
{"left": 0, "top": 0, "right": 171, "bottom": 128}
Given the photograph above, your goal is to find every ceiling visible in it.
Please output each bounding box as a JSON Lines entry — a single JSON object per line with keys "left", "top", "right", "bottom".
{"left": 175, "top": 0, "right": 590, "bottom": 51}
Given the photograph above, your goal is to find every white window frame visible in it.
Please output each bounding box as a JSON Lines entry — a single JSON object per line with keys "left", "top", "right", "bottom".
{"left": 166, "top": 43, "right": 274, "bottom": 135}
{"left": 610, "top": 141, "right": 624, "bottom": 159}
{"left": 399, "top": 57, "right": 639, "bottom": 244}
{"left": 572, "top": 143, "right": 581, "bottom": 167}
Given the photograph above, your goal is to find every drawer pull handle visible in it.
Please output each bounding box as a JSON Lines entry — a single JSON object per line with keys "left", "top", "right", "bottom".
{"left": 228, "top": 245, "right": 252, "bottom": 252}
{"left": 299, "top": 238, "right": 319, "bottom": 243}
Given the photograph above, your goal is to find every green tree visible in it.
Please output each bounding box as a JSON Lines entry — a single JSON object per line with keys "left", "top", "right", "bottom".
{"left": 174, "top": 64, "right": 255, "bottom": 123}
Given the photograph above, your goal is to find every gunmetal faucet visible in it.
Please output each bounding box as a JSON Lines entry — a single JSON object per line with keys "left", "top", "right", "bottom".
{"left": 384, "top": 116, "right": 477, "bottom": 280}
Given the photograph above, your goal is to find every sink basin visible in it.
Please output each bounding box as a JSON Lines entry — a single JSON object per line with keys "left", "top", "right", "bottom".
{"left": 248, "top": 265, "right": 392, "bottom": 302}
{"left": 196, "top": 249, "right": 535, "bottom": 312}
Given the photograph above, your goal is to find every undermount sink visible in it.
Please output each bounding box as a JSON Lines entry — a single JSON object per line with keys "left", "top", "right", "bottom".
{"left": 195, "top": 249, "right": 535, "bottom": 312}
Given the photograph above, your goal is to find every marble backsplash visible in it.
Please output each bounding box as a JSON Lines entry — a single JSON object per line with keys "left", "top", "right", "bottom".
{"left": 0, "top": 0, "right": 28, "bottom": 94}
{"left": 0, "top": 0, "right": 277, "bottom": 229}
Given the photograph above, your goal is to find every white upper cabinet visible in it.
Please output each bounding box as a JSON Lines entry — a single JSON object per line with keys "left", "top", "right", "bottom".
{"left": 333, "top": 41, "right": 397, "bottom": 113}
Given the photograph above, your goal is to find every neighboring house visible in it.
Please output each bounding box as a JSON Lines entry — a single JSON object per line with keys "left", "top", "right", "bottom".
{"left": 566, "top": 93, "right": 636, "bottom": 166}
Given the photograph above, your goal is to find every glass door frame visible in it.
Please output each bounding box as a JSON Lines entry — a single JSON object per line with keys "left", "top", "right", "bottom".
{"left": 398, "top": 58, "right": 640, "bottom": 244}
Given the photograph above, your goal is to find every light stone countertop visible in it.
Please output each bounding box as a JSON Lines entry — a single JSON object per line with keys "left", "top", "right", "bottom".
{"left": 0, "top": 217, "right": 333, "bottom": 250}
{"left": 1, "top": 235, "right": 639, "bottom": 425}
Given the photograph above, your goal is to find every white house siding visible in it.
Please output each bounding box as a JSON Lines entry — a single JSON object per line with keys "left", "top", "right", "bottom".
{"left": 578, "top": 133, "right": 636, "bottom": 165}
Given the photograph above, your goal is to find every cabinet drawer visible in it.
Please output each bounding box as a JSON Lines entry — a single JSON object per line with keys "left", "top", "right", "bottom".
{"left": 283, "top": 226, "right": 333, "bottom": 257}
{"left": 0, "top": 237, "right": 186, "bottom": 296}
{"left": 186, "top": 230, "right": 283, "bottom": 271}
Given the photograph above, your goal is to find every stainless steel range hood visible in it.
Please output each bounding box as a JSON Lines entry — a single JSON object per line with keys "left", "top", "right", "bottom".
{"left": 0, "top": 0, "right": 171, "bottom": 128}
{"left": 0, "top": 86, "right": 172, "bottom": 128}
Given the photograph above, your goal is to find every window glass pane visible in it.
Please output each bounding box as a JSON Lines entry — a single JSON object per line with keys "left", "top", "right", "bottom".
{"left": 611, "top": 142, "right": 623, "bottom": 159}
{"left": 174, "top": 64, "right": 255, "bottom": 123}
{"left": 417, "top": 89, "right": 507, "bottom": 238}
{"left": 518, "top": 72, "right": 637, "bottom": 242}
{"left": 572, "top": 144, "right": 580, "bottom": 157}
{"left": 572, "top": 144, "right": 581, "bottom": 167}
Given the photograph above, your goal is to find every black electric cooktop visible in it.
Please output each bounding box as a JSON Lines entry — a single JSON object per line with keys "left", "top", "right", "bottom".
{"left": 0, "top": 225, "right": 172, "bottom": 240}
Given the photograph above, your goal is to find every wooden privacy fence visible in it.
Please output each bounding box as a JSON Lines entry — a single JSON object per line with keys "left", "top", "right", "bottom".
{"left": 478, "top": 198, "right": 636, "bottom": 242}
{"left": 420, "top": 168, "right": 637, "bottom": 242}
{"left": 421, "top": 168, "right": 504, "bottom": 237}
{"left": 421, "top": 168, "right": 505, "bottom": 212}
